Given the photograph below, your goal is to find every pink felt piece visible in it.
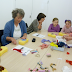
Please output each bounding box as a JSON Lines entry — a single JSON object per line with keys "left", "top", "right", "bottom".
{"left": 40, "top": 44, "right": 49, "bottom": 49}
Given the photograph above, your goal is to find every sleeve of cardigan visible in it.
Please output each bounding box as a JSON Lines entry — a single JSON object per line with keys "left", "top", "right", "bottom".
{"left": 3, "top": 22, "right": 11, "bottom": 40}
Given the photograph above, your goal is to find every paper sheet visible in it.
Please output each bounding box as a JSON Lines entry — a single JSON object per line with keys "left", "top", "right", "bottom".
{"left": 11, "top": 45, "right": 33, "bottom": 55}
{"left": 67, "top": 44, "right": 72, "bottom": 47}
{"left": 32, "top": 33, "right": 45, "bottom": 38}
{"left": 56, "top": 36, "right": 66, "bottom": 43}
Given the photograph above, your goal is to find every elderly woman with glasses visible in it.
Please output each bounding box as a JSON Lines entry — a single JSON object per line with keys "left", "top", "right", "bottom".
{"left": 1, "top": 8, "right": 27, "bottom": 46}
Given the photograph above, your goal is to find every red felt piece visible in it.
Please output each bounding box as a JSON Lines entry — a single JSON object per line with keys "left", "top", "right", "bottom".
{"left": 13, "top": 48, "right": 22, "bottom": 53}
{"left": 67, "top": 52, "right": 70, "bottom": 55}
{"left": 66, "top": 60, "right": 72, "bottom": 65}
{"left": 69, "top": 61, "right": 72, "bottom": 65}
{"left": 66, "top": 60, "right": 69, "bottom": 63}
{"left": 57, "top": 40, "right": 58, "bottom": 43}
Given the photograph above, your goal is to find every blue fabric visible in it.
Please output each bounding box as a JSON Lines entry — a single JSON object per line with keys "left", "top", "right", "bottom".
{"left": 1, "top": 19, "right": 27, "bottom": 46}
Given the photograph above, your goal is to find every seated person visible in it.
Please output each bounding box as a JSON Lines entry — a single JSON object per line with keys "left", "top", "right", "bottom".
{"left": 27, "top": 13, "right": 46, "bottom": 34}
{"left": 48, "top": 18, "right": 60, "bottom": 32}
{"left": 1, "top": 8, "right": 27, "bottom": 46}
{"left": 61, "top": 20, "right": 72, "bottom": 33}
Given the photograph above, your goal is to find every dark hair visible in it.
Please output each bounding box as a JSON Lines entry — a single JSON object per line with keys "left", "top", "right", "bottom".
{"left": 37, "top": 13, "right": 46, "bottom": 21}
{"left": 53, "top": 18, "right": 58, "bottom": 21}
{"left": 12, "top": 8, "right": 25, "bottom": 19}
{"left": 65, "top": 20, "right": 71, "bottom": 24}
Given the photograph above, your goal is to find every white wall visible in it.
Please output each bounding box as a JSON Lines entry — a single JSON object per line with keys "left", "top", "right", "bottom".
{"left": 0, "top": 0, "right": 72, "bottom": 30}
{"left": 0, "top": 0, "right": 15, "bottom": 30}
{"left": 15, "top": 0, "right": 32, "bottom": 27}
{"left": 32, "top": 0, "right": 48, "bottom": 29}
{"left": 46, "top": 0, "right": 72, "bottom": 30}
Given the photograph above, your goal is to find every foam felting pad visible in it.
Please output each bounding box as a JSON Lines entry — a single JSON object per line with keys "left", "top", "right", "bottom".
{"left": 0, "top": 46, "right": 8, "bottom": 56}
{"left": 19, "top": 39, "right": 28, "bottom": 45}
{"left": 59, "top": 32, "right": 66, "bottom": 36}
{"left": 48, "top": 33, "right": 56, "bottom": 38}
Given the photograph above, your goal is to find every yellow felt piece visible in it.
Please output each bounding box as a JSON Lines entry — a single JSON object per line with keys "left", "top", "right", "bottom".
{"left": 2, "top": 69, "right": 8, "bottom": 72}
{"left": 48, "top": 33, "right": 56, "bottom": 38}
{"left": 19, "top": 39, "right": 28, "bottom": 45}
{"left": 0, "top": 46, "right": 8, "bottom": 56}
{"left": 50, "top": 42, "right": 58, "bottom": 48}
{"left": 59, "top": 32, "right": 66, "bottom": 36}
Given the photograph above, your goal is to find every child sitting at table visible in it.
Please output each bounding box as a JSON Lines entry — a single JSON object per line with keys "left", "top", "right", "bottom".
{"left": 61, "top": 20, "right": 72, "bottom": 33}
{"left": 48, "top": 18, "right": 60, "bottom": 32}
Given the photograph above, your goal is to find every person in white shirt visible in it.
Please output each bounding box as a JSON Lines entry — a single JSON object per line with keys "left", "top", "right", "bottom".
{"left": 1, "top": 8, "right": 27, "bottom": 46}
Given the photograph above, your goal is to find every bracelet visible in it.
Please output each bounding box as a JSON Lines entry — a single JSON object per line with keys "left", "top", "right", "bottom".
{"left": 35, "top": 54, "right": 40, "bottom": 57}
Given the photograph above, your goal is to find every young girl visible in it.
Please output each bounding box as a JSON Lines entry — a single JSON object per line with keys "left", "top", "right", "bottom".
{"left": 61, "top": 20, "right": 72, "bottom": 33}
{"left": 48, "top": 18, "right": 60, "bottom": 32}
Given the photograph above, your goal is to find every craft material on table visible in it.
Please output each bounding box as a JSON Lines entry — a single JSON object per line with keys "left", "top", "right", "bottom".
{"left": 12, "top": 45, "right": 33, "bottom": 55}
{"left": 35, "top": 54, "right": 40, "bottom": 57}
{"left": 50, "top": 63, "right": 56, "bottom": 71}
{"left": 30, "top": 49, "right": 38, "bottom": 54}
{"left": 40, "top": 44, "right": 49, "bottom": 49}
{"left": 48, "top": 33, "right": 56, "bottom": 38}
{"left": 67, "top": 44, "right": 72, "bottom": 47}
{"left": 37, "top": 61, "right": 50, "bottom": 71}
{"left": 59, "top": 32, "right": 66, "bottom": 36}
{"left": 28, "top": 68, "right": 50, "bottom": 72}
{"left": 41, "top": 39, "right": 51, "bottom": 44}
{"left": 57, "top": 58, "right": 62, "bottom": 60}
{"left": 32, "top": 33, "right": 45, "bottom": 38}
{"left": 52, "top": 39, "right": 56, "bottom": 42}
{"left": 0, "top": 46, "right": 8, "bottom": 56}
{"left": 46, "top": 53, "right": 51, "bottom": 57}
{"left": 67, "top": 52, "right": 70, "bottom": 55}
{"left": 66, "top": 60, "right": 72, "bottom": 65}
{"left": 19, "top": 39, "right": 28, "bottom": 45}
{"left": 62, "top": 66, "right": 72, "bottom": 72}
{"left": 32, "top": 38, "right": 36, "bottom": 42}
{"left": 56, "top": 36, "right": 66, "bottom": 43}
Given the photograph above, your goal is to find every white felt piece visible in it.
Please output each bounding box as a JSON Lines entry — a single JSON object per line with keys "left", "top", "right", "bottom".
{"left": 62, "top": 66, "right": 72, "bottom": 72}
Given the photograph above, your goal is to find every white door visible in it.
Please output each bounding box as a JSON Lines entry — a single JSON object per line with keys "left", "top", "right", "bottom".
{"left": 0, "top": 0, "right": 15, "bottom": 30}
{"left": 32, "top": 0, "right": 48, "bottom": 30}
{"left": 15, "top": 0, "right": 32, "bottom": 27}
{"left": 46, "top": 0, "right": 72, "bottom": 30}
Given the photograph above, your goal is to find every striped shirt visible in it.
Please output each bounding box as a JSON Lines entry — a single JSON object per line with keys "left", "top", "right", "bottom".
{"left": 27, "top": 19, "right": 40, "bottom": 34}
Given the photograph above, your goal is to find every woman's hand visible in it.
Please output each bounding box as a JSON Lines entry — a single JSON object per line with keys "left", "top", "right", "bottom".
{"left": 21, "top": 35, "right": 27, "bottom": 39}
{"left": 11, "top": 38, "right": 17, "bottom": 45}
